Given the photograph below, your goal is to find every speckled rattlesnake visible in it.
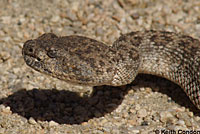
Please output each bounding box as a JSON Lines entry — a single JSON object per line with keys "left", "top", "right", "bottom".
{"left": 22, "top": 30, "right": 200, "bottom": 109}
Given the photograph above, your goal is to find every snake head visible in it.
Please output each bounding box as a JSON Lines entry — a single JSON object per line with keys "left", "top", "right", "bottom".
{"left": 22, "top": 33, "right": 59, "bottom": 74}
{"left": 22, "top": 33, "right": 117, "bottom": 85}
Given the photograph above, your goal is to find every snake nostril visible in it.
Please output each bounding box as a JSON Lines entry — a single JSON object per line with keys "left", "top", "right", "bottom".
{"left": 37, "top": 57, "right": 41, "bottom": 61}
{"left": 28, "top": 48, "right": 33, "bottom": 53}
{"left": 23, "top": 40, "right": 36, "bottom": 55}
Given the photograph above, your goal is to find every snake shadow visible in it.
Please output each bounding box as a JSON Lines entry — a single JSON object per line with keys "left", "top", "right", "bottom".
{"left": 0, "top": 85, "right": 128, "bottom": 124}
{"left": 0, "top": 74, "right": 199, "bottom": 124}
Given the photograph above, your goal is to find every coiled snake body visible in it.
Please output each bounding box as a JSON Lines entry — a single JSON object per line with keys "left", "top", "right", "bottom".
{"left": 22, "top": 30, "right": 200, "bottom": 109}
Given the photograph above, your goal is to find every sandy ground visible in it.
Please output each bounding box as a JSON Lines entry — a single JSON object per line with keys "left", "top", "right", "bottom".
{"left": 0, "top": 0, "right": 200, "bottom": 133}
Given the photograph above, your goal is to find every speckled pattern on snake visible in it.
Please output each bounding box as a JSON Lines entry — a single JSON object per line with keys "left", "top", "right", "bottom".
{"left": 22, "top": 30, "right": 200, "bottom": 110}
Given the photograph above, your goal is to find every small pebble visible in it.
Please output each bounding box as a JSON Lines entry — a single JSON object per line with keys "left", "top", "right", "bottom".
{"left": 160, "top": 111, "right": 174, "bottom": 123}
{"left": 28, "top": 117, "right": 37, "bottom": 125}
{"left": 137, "top": 109, "right": 148, "bottom": 118}
{"left": 177, "top": 120, "right": 185, "bottom": 126}
{"left": 49, "top": 121, "right": 59, "bottom": 127}
{"left": 2, "top": 106, "right": 11, "bottom": 114}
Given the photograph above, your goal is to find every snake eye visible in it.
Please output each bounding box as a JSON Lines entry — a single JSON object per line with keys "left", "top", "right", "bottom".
{"left": 47, "top": 50, "right": 57, "bottom": 58}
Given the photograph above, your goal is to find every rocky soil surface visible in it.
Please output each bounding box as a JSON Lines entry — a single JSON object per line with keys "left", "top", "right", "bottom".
{"left": 0, "top": 0, "right": 200, "bottom": 133}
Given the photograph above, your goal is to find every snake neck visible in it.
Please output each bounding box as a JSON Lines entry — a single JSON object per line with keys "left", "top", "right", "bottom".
{"left": 114, "top": 30, "right": 200, "bottom": 109}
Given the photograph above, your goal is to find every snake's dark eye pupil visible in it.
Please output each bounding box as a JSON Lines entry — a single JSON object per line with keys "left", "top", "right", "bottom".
{"left": 47, "top": 50, "right": 57, "bottom": 58}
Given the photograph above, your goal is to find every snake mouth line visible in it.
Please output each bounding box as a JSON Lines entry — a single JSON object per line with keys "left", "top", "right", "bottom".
{"left": 24, "top": 55, "right": 43, "bottom": 70}
{"left": 24, "top": 55, "right": 53, "bottom": 75}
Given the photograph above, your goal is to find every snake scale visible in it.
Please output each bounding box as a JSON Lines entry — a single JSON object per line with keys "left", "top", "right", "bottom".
{"left": 22, "top": 30, "right": 200, "bottom": 110}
